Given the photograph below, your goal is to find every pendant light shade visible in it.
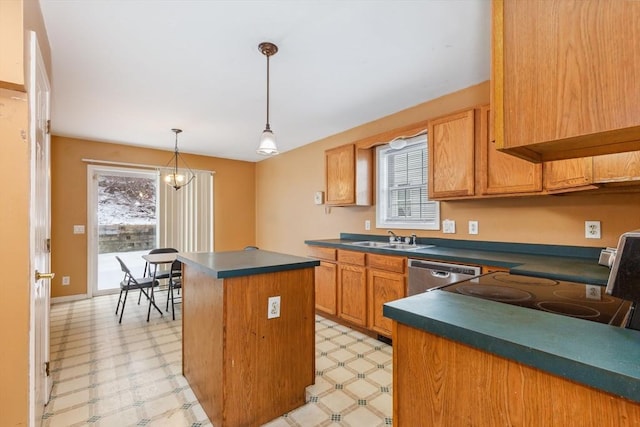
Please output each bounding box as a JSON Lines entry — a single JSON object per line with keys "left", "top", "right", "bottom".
{"left": 164, "top": 128, "right": 195, "bottom": 190}
{"left": 257, "top": 42, "right": 279, "bottom": 156}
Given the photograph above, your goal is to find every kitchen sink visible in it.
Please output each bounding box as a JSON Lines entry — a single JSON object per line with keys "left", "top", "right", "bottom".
{"left": 349, "top": 241, "right": 392, "bottom": 248}
{"left": 348, "top": 241, "right": 433, "bottom": 251}
{"left": 385, "top": 243, "right": 433, "bottom": 250}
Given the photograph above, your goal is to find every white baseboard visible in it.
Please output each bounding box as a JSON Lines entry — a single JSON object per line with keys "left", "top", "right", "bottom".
{"left": 51, "top": 294, "right": 89, "bottom": 305}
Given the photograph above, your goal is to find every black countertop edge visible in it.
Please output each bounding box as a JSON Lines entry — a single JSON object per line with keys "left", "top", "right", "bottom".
{"left": 178, "top": 250, "right": 320, "bottom": 279}
{"left": 338, "top": 233, "right": 603, "bottom": 259}
{"left": 383, "top": 292, "right": 640, "bottom": 403}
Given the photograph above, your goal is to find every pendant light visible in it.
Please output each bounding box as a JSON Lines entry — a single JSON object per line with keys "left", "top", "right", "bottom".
{"left": 164, "top": 128, "right": 195, "bottom": 190}
{"left": 257, "top": 42, "right": 279, "bottom": 156}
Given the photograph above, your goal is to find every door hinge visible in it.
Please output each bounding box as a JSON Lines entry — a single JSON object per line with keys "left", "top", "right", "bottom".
{"left": 45, "top": 361, "right": 50, "bottom": 377}
{"left": 46, "top": 120, "right": 51, "bottom": 134}
{"left": 45, "top": 238, "right": 51, "bottom": 253}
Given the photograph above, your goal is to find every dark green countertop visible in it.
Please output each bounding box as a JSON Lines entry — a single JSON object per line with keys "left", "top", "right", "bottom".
{"left": 305, "top": 233, "right": 610, "bottom": 284}
{"left": 383, "top": 290, "right": 640, "bottom": 403}
{"left": 178, "top": 250, "right": 320, "bottom": 279}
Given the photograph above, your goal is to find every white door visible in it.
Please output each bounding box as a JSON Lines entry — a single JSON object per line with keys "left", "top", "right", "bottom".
{"left": 29, "top": 31, "right": 52, "bottom": 425}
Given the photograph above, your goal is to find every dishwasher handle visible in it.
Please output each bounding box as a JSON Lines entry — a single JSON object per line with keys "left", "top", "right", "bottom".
{"left": 431, "top": 270, "right": 450, "bottom": 279}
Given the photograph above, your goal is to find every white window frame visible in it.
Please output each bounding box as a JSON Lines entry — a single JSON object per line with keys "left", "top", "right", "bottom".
{"left": 375, "top": 134, "right": 440, "bottom": 230}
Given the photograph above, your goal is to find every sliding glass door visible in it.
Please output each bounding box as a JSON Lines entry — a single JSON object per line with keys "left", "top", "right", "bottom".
{"left": 88, "top": 166, "right": 158, "bottom": 296}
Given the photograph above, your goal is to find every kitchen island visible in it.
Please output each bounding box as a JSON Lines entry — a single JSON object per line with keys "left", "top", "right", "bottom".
{"left": 177, "top": 250, "right": 319, "bottom": 427}
{"left": 384, "top": 290, "right": 640, "bottom": 426}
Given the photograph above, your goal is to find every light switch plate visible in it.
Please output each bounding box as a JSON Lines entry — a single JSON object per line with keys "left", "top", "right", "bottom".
{"left": 314, "top": 191, "right": 324, "bottom": 205}
{"left": 73, "top": 225, "right": 85, "bottom": 234}
{"left": 443, "top": 219, "right": 456, "bottom": 234}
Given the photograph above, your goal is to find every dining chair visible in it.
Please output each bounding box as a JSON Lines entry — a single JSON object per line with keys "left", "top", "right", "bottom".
{"left": 143, "top": 247, "right": 180, "bottom": 280}
{"left": 115, "top": 256, "right": 161, "bottom": 323}
{"left": 166, "top": 264, "right": 182, "bottom": 320}
{"left": 140, "top": 247, "right": 181, "bottom": 305}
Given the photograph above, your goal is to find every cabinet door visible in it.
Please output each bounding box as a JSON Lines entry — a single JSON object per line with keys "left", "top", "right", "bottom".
{"left": 493, "top": 0, "right": 640, "bottom": 162}
{"left": 593, "top": 152, "right": 640, "bottom": 184}
{"left": 315, "top": 261, "right": 337, "bottom": 315}
{"left": 428, "top": 109, "right": 476, "bottom": 198}
{"left": 337, "top": 264, "right": 367, "bottom": 326}
{"left": 478, "top": 105, "right": 542, "bottom": 195}
{"left": 543, "top": 158, "right": 594, "bottom": 191}
{"left": 325, "top": 144, "right": 372, "bottom": 206}
{"left": 368, "top": 269, "right": 405, "bottom": 337}
{"left": 326, "top": 144, "right": 355, "bottom": 205}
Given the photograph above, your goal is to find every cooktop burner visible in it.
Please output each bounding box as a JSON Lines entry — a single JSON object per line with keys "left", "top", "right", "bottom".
{"left": 456, "top": 285, "right": 533, "bottom": 302}
{"left": 439, "top": 272, "right": 631, "bottom": 325}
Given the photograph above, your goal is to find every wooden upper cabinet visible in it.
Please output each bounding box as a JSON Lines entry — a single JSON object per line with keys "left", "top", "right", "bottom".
{"left": 478, "top": 105, "right": 542, "bottom": 195}
{"left": 325, "top": 144, "right": 372, "bottom": 206}
{"left": 593, "top": 152, "right": 640, "bottom": 185}
{"left": 428, "top": 108, "right": 476, "bottom": 199}
{"left": 544, "top": 158, "right": 594, "bottom": 192}
{"left": 493, "top": 0, "right": 640, "bottom": 162}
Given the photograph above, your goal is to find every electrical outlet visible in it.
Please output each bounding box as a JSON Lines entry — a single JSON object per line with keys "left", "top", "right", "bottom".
{"left": 585, "top": 221, "right": 601, "bottom": 239}
{"left": 62, "top": 276, "right": 70, "bottom": 286}
{"left": 468, "top": 220, "right": 479, "bottom": 235}
{"left": 365, "top": 220, "right": 371, "bottom": 231}
{"left": 267, "top": 296, "right": 281, "bottom": 319}
{"left": 73, "top": 225, "right": 85, "bottom": 234}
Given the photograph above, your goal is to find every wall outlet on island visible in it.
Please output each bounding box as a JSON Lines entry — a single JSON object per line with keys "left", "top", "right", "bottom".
{"left": 268, "top": 296, "right": 281, "bottom": 319}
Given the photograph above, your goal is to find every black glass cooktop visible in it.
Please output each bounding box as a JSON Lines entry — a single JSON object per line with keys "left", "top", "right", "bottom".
{"left": 438, "top": 272, "right": 631, "bottom": 326}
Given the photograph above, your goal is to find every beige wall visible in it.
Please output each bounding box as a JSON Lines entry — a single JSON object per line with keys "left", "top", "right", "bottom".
{"left": 0, "top": 89, "right": 31, "bottom": 426}
{"left": 51, "top": 136, "right": 256, "bottom": 298}
{"left": 256, "top": 81, "right": 640, "bottom": 257}
{"left": 0, "top": 1, "right": 51, "bottom": 424}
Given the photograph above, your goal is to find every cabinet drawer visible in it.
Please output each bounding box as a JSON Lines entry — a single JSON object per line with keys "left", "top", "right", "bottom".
{"left": 308, "top": 246, "right": 337, "bottom": 261}
{"left": 338, "top": 250, "right": 366, "bottom": 266}
{"left": 368, "top": 254, "right": 405, "bottom": 274}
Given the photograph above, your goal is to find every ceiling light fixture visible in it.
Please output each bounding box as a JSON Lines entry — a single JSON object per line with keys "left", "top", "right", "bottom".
{"left": 257, "top": 41, "right": 279, "bottom": 156}
{"left": 164, "top": 128, "right": 195, "bottom": 190}
{"left": 388, "top": 129, "right": 429, "bottom": 150}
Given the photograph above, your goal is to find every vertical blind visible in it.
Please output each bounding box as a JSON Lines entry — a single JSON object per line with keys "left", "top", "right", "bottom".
{"left": 158, "top": 169, "right": 214, "bottom": 252}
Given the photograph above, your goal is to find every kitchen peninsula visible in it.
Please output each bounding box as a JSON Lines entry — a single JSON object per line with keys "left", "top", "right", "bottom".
{"left": 177, "top": 250, "right": 320, "bottom": 427}
{"left": 384, "top": 291, "right": 640, "bottom": 426}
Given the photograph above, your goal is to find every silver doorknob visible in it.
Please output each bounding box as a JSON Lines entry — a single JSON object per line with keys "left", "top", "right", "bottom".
{"left": 35, "top": 271, "right": 55, "bottom": 281}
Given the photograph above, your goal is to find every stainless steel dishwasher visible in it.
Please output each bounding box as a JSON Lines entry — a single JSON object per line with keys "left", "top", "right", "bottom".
{"left": 408, "top": 259, "right": 482, "bottom": 295}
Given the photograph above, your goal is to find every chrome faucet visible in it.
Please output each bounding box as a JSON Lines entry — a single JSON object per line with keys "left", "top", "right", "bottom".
{"left": 388, "top": 230, "right": 398, "bottom": 242}
{"left": 411, "top": 234, "right": 417, "bottom": 245}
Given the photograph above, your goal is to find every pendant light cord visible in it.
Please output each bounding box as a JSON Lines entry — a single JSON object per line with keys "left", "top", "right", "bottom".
{"left": 265, "top": 52, "right": 270, "bottom": 130}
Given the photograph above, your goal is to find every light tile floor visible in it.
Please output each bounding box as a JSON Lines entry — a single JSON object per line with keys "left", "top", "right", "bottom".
{"left": 44, "top": 293, "right": 393, "bottom": 426}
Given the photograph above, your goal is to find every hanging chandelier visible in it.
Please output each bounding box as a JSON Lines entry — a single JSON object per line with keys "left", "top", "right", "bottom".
{"left": 164, "top": 128, "right": 195, "bottom": 190}
{"left": 257, "top": 41, "right": 279, "bottom": 156}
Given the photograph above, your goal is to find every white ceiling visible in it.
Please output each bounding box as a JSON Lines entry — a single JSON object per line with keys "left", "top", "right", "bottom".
{"left": 39, "top": 0, "right": 491, "bottom": 162}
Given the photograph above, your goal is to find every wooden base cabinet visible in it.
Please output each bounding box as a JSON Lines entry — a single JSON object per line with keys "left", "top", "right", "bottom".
{"left": 368, "top": 269, "right": 404, "bottom": 337}
{"left": 392, "top": 323, "right": 640, "bottom": 427}
{"left": 308, "top": 246, "right": 338, "bottom": 315}
{"left": 337, "top": 250, "right": 367, "bottom": 326}
{"left": 315, "top": 261, "right": 337, "bottom": 315}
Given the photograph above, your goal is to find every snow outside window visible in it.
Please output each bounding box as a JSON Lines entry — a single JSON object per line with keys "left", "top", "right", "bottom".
{"left": 376, "top": 135, "right": 440, "bottom": 230}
